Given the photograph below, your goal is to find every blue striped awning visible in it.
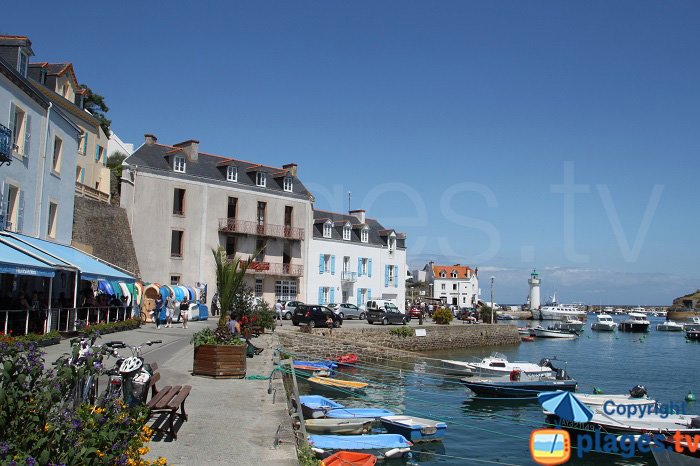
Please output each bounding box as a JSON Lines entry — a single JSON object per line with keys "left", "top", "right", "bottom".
{"left": 0, "top": 241, "right": 56, "bottom": 277}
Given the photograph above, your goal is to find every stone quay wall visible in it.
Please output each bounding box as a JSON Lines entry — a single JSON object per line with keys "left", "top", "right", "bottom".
{"left": 276, "top": 324, "right": 519, "bottom": 360}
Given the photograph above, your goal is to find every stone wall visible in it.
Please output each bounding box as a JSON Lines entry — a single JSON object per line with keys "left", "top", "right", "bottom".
{"left": 72, "top": 196, "right": 140, "bottom": 276}
{"left": 277, "top": 323, "right": 519, "bottom": 360}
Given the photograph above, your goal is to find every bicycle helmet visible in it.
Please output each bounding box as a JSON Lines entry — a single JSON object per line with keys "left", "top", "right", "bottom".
{"left": 119, "top": 357, "right": 143, "bottom": 374}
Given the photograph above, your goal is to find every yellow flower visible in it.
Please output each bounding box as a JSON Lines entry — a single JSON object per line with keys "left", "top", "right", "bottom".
{"left": 138, "top": 446, "right": 149, "bottom": 455}
{"left": 44, "top": 423, "right": 50, "bottom": 432}
{"left": 96, "top": 450, "right": 105, "bottom": 459}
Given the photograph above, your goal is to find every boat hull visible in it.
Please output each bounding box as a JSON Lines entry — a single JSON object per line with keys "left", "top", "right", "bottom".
{"left": 307, "top": 377, "right": 368, "bottom": 393}
{"left": 380, "top": 416, "right": 447, "bottom": 443}
{"left": 462, "top": 379, "right": 577, "bottom": 397}
{"left": 533, "top": 328, "right": 578, "bottom": 339}
{"left": 298, "top": 395, "right": 345, "bottom": 420}
{"left": 652, "top": 448, "right": 700, "bottom": 466}
{"left": 547, "top": 413, "right": 700, "bottom": 436}
{"left": 326, "top": 408, "right": 395, "bottom": 420}
{"left": 321, "top": 451, "right": 377, "bottom": 466}
{"left": 656, "top": 323, "right": 684, "bottom": 332}
{"left": 687, "top": 331, "right": 700, "bottom": 340}
{"left": 308, "top": 434, "right": 412, "bottom": 459}
{"left": 618, "top": 322, "right": 649, "bottom": 332}
{"left": 591, "top": 323, "right": 616, "bottom": 331}
{"left": 305, "top": 418, "right": 373, "bottom": 435}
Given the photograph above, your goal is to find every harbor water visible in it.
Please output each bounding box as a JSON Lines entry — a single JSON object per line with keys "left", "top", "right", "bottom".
{"left": 299, "top": 314, "right": 700, "bottom": 465}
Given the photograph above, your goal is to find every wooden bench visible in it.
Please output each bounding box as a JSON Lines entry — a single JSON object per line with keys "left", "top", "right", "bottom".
{"left": 146, "top": 362, "right": 191, "bottom": 440}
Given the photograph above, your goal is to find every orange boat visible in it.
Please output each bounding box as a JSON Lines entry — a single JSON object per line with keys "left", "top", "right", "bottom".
{"left": 321, "top": 451, "right": 377, "bottom": 466}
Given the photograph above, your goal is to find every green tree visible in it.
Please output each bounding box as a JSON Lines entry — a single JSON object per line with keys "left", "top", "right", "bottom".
{"left": 480, "top": 306, "right": 496, "bottom": 323}
{"left": 107, "top": 151, "right": 128, "bottom": 179}
{"left": 80, "top": 84, "right": 112, "bottom": 136}
{"left": 212, "top": 247, "right": 250, "bottom": 341}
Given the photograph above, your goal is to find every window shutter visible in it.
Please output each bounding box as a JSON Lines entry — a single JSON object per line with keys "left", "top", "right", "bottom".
{"left": 319, "top": 254, "right": 325, "bottom": 274}
{"left": 24, "top": 114, "right": 31, "bottom": 155}
{"left": 80, "top": 168, "right": 85, "bottom": 183}
{"left": 330, "top": 288, "right": 335, "bottom": 304}
{"left": 367, "top": 289, "right": 371, "bottom": 300}
{"left": 395, "top": 265, "right": 399, "bottom": 288}
{"left": 357, "top": 289, "right": 361, "bottom": 306}
{"left": 385, "top": 265, "right": 389, "bottom": 287}
{"left": 330, "top": 255, "right": 335, "bottom": 275}
{"left": 17, "top": 189, "right": 24, "bottom": 233}
{"left": 368, "top": 259, "right": 372, "bottom": 277}
{"left": 357, "top": 257, "right": 362, "bottom": 276}
{"left": 9, "top": 103, "right": 16, "bottom": 148}
{"left": 95, "top": 145, "right": 100, "bottom": 162}
{"left": 103, "top": 149, "right": 107, "bottom": 166}
{"left": 318, "top": 287, "right": 323, "bottom": 304}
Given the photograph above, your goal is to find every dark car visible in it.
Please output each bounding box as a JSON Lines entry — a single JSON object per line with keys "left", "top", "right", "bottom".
{"left": 292, "top": 304, "right": 343, "bottom": 328}
{"left": 366, "top": 301, "right": 408, "bottom": 325}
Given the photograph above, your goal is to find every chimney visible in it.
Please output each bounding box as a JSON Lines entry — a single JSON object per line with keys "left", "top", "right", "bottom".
{"left": 282, "top": 163, "right": 298, "bottom": 177}
{"left": 144, "top": 134, "right": 157, "bottom": 145}
{"left": 173, "top": 139, "right": 199, "bottom": 162}
{"left": 349, "top": 209, "right": 366, "bottom": 224}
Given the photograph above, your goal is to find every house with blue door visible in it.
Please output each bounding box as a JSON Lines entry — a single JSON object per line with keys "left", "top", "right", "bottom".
{"left": 306, "top": 208, "right": 407, "bottom": 311}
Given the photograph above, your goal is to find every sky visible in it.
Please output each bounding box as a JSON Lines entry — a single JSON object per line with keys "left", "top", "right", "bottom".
{"left": 6, "top": 1, "right": 700, "bottom": 305}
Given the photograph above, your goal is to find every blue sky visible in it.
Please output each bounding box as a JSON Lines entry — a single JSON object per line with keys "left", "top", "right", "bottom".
{"left": 7, "top": 1, "right": 700, "bottom": 304}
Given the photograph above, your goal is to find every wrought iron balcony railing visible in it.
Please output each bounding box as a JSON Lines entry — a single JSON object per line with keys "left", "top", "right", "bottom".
{"left": 218, "top": 218, "right": 304, "bottom": 241}
{"left": 0, "top": 123, "right": 12, "bottom": 166}
{"left": 244, "top": 261, "right": 304, "bottom": 277}
{"left": 341, "top": 271, "right": 358, "bottom": 283}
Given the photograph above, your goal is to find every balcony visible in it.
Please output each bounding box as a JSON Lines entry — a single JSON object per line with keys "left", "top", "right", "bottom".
{"left": 75, "top": 181, "right": 110, "bottom": 204}
{"left": 245, "top": 261, "right": 304, "bottom": 277}
{"left": 0, "top": 123, "right": 12, "bottom": 166}
{"left": 219, "top": 218, "right": 304, "bottom": 241}
{"left": 341, "top": 271, "right": 357, "bottom": 283}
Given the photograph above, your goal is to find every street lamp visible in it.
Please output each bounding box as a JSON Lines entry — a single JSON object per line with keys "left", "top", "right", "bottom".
{"left": 490, "top": 276, "right": 495, "bottom": 324}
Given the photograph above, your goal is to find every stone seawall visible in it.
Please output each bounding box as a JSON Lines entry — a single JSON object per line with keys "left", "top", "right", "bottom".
{"left": 277, "top": 324, "right": 520, "bottom": 360}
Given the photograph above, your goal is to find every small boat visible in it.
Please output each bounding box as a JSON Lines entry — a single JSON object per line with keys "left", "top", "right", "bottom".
{"left": 305, "top": 418, "right": 373, "bottom": 435}
{"left": 687, "top": 330, "right": 700, "bottom": 341}
{"left": 521, "top": 336, "right": 535, "bottom": 342}
{"left": 532, "top": 326, "right": 578, "bottom": 339}
{"left": 335, "top": 354, "right": 358, "bottom": 365}
{"left": 618, "top": 312, "right": 650, "bottom": 332}
{"left": 532, "top": 295, "right": 587, "bottom": 320}
{"left": 297, "top": 395, "right": 345, "bottom": 419}
{"left": 548, "top": 315, "right": 584, "bottom": 332}
{"left": 326, "top": 408, "right": 396, "bottom": 420}
{"left": 497, "top": 313, "right": 515, "bottom": 320}
{"left": 517, "top": 327, "right": 531, "bottom": 336}
{"left": 321, "top": 451, "right": 377, "bottom": 466}
{"left": 441, "top": 352, "right": 556, "bottom": 377}
{"left": 573, "top": 393, "right": 656, "bottom": 409}
{"left": 308, "top": 377, "right": 368, "bottom": 393}
{"left": 656, "top": 321, "right": 685, "bottom": 332}
{"left": 380, "top": 415, "right": 447, "bottom": 443}
{"left": 308, "top": 434, "right": 412, "bottom": 459}
{"left": 294, "top": 360, "right": 338, "bottom": 370}
{"left": 548, "top": 410, "right": 700, "bottom": 436}
{"left": 684, "top": 317, "right": 700, "bottom": 331}
{"left": 591, "top": 314, "right": 616, "bottom": 331}
{"left": 461, "top": 369, "right": 577, "bottom": 398}
{"left": 651, "top": 436, "right": 700, "bottom": 466}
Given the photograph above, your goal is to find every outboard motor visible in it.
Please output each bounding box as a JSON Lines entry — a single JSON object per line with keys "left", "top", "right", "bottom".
{"left": 539, "top": 358, "right": 552, "bottom": 369}
{"left": 629, "top": 385, "right": 648, "bottom": 399}
{"left": 691, "top": 417, "right": 700, "bottom": 429}
{"left": 555, "top": 368, "right": 569, "bottom": 380}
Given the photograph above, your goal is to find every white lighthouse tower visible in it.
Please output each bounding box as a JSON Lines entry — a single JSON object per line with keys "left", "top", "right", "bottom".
{"left": 528, "top": 269, "right": 541, "bottom": 310}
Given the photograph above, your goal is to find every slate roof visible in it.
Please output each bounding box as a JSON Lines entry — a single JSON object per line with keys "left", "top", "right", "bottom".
{"left": 312, "top": 209, "right": 406, "bottom": 248}
{"left": 124, "top": 141, "right": 312, "bottom": 199}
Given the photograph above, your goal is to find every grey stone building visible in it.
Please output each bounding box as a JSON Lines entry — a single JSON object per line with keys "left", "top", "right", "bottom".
{"left": 120, "top": 135, "right": 313, "bottom": 305}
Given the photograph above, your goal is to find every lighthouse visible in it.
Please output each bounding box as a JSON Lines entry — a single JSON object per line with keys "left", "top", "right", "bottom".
{"left": 528, "top": 269, "right": 541, "bottom": 310}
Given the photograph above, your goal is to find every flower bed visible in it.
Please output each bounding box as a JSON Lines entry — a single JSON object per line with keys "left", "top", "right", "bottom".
{"left": 0, "top": 330, "right": 62, "bottom": 347}
{"left": 82, "top": 318, "right": 142, "bottom": 336}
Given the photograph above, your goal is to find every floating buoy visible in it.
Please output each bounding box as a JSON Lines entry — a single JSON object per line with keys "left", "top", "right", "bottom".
{"left": 686, "top": 391, "right": 696, "bottom": 402}
{"left": 593, "top": 387, "right": 603, "bottom": 394}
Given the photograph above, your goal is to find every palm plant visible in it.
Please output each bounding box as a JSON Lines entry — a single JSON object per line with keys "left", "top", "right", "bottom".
{"left": 212, "top": 247, "right": 250, "bottom": 340}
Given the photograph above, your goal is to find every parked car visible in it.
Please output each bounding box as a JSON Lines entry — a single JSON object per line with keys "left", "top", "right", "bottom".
{"left": 283, "top": 301, "right": 304, "bottom": 320}
{"left": 292, "top": 304, "right": 343, "bottom": 328}
{"left": 335, "top": 303, "right": 365, "bottom": 320}
{"left": 366, "top": 301, "right": 408, "bottom": 325}
{"left": 408, "top": 307, "right": 423, "bottom": 320}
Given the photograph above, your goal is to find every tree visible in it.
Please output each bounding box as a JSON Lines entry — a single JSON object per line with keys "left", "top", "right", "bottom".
{"left": 213, "top": 247, "right": 250, "bottom": 330}
{"left": 107, "top": 151, "right": 128, "bottom": 179}
{"left": 80, "top": 84, "right": 112, "bottom": 136}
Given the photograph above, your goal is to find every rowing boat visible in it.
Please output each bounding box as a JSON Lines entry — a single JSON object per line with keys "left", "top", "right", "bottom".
{"left": 307, "top": 377, "right": 368, "bottom": 392}
{"left": 321, "top": 451, "right": 377, "bottom": 466}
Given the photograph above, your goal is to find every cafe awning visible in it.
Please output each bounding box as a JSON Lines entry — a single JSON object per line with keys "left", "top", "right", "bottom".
{"left": 0, "top": 241, "right": 56, "bottom": 277}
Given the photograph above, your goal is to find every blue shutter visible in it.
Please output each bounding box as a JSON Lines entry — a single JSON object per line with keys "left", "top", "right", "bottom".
{"left": 358, "top": 257, "right": 362, "bottom": 276}
{"left": 24, "top": 114, "right": 31, "bottom": 155}
{"left": 330, "top": 288, "right": 335, "bottom": 304}
{"left": 80, "top": 168, "right": 85, "bottom": 183}
{"left": 95, "top": 145, "right": 100, "bottom": 162}
{"left": 318, "top": 287, "right": 323, "bottom": 304}
{"left": 368, "top": 289, "right": 372, "bottom": 300}
{"left": 385, "top": 265, "right": 390, "bottom": 287}
{"left": 331, "top": 255, "right": 336, "bottom": 275}
{"left": 395, "top": 265, "right": 399, "bottom": 288}
{"left": 357, "top": 289, "right": 362, "bottom": 306}
{"left": 17, "top": 189, "right": 24, "bottom": 233}
{"left": 319, "top": 254, "right": 325, "bottom": 274}
{"left": 368, "top": 259, "right": 373, "bottom": 278}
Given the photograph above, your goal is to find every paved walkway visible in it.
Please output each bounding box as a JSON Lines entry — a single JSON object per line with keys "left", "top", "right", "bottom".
{"left": 39, "top": 320, "right": 298, "bottom": 466}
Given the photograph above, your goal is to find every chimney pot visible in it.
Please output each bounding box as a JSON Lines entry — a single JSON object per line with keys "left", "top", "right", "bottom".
{"left": 282, "top": 163, "right": 298, "bottom": 177}
{"left": 349, "top": 209, "right": 366, "bottom": 224}
{"left": 144, "top": 134, "right": 157, "bottom": 145}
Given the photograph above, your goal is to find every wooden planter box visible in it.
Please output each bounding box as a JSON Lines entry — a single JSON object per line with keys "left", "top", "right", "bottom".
{"left": 193, "top": 344, "right": 246, "bottom": 378}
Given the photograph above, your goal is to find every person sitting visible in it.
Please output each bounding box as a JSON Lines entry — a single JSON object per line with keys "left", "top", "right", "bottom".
{"left": 227, "top": 314, "right": 263, "bottom": 355}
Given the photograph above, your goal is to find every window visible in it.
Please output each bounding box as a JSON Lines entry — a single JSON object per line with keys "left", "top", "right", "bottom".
{"left": 342, "top": 291, "right": 348, "bottom": 303}
{"left": 440, "top": 271, "right": 446, "bottom": 278}
{"left": 453, "top": 284, "right": 458, "bottom": 291}
{"left": 255, "top": 278, "right": 264, "bottom": 298}
{"left": 52, "top": 136, "right": 63, "bottom": 173}
{"left": 227, "top": 197, "right": 237, "bottom": 219}
{"left": 361, "top": 227, "right": 369, "bottom": 243}
{"left": 323, "top": 221, "right": 333, "bottom": 238}
{"left": 358, "top": 288, "right": 367, "bottom": 306}
{"left": 75, "top": 166, "right": 84, "bottom": 183}
{"left": 79, "top": 133, "right": 87, "bottom": 155}
{"left": 5, "top": 185, "right": 19, "bottom": 231}
{"left": 227, "top": 166, "right": 237, "bottom": 182}
{"left": 343, "top": 256, "right": 350, "bottom": 273}
{"left": 256, "top": 172, "right": 266, "bottom": 187}
{"left": 321, "top": 287, "right": 330, "bottom": 305}
{"left": 97, "top": 145, "right": 105, "bottom": 164}
{"left": 47, "top": 202, "right": 58, "bottom": 238}
{"left": 225, "top": 236, "right": 236, "bottom": 257}
{"left": 171, "top": 230, "right": 184, "bottom": 257}
{"left": 441, "top": 283, "right": 446, "bottom": 290}
{"left": 173, "top": 188, "right": 185, "bottom": 215}
{"left": 18, "top": 50, "right": 28, "bottom": 77}
{"left": 10, "top": 105, "right": 27, "bottom": 155}
{"left": 61, "top": 83, "right": 70, "bottom": 98}
{"left": 388, "top": 266, "right": 395, "bottom": 285}
{"left": 254, "top": 238, "right": 265, "bottom": 261}
{"left": 361, "top": 258, "right": 368, "bottom": 275}
{"left": 388, "top": 236, "right": 396, "bottom": 252}
{"left": 343, "top": 224, "right": 351, "bottom": 240}
{"left": 284, "top": 206, "right": 293, "bottom": 228}
{"left": 257, "top": 202, "right": 266, "bottom": 226}
{"left": 283, "top": 176, "right": 293, "bottom": 192}
{"left": 170, "top": 275, "right": 180, "bottom": 285}
{"left": 324, "top": 254, "right": 331, "bottom": 273}
{"left": 174, "top": 156, "right": 186, "bottom": 173}
{"left": 451, "top": 271, "right": 457, "bottom": 278}
{"left": 275, "top": 280, "right": 298, "bottom": 302}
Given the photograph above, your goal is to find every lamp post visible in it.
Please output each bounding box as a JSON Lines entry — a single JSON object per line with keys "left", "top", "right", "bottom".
{"left": 490, "top": 276, "right": 495, "bottom": 324}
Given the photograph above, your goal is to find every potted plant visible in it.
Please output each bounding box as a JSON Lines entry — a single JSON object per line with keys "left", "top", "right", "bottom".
{"left": 192, "top": 247, "right": 250, "bottom": 378}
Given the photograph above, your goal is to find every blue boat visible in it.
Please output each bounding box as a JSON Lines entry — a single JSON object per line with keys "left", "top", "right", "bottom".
{"left": 379, "top": 415, "right": 447, "bottom": 443}
{"left": 298, "top": 395, "right": 345, "bottom": 419}
{"left": 325, "top": 408, "right": 395, "bottom": 420}
{"left": 308, "top": 434, "right": 412, "bottom": 459}
{"left": 293, "top": 360, "right": 338, "bottom": 370}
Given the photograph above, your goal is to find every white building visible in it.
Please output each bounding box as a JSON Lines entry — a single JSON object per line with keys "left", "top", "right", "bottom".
{"left": 108, "top": 132, "right": 133, "bottom": 157}
{"left": 424, "top": 262, "right": 479, "bottom": 307}
{"left": 306, "top": 209, "right": 407, "bottom": 311}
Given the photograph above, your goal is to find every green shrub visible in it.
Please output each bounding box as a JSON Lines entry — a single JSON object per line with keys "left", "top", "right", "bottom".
{"left": 432, "top": 307, "right": 454, "bottom": 325}
{"left": 390, "top": 327, "right": 414, "bottom": 338}
{"left": 190, "top": 327, "right": 242, "bottom": 347}
{"left": 297, "top": 441, "right": 320, "bottom": 466}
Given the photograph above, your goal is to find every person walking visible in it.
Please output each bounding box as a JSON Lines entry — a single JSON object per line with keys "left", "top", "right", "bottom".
{"left": 181, "top": 300, "right": 189, "bottom": 329}
{"left": 275, "top": 300, "right": 284, "bottom": 327}
{"left": 155, "top": 295, "right": 164, "bottom": 329}
{"left": 211, "top": 291, "right": 220, "bottom": 317}
{"left": 165, "top": 292, "right": 175, "bottom": 328}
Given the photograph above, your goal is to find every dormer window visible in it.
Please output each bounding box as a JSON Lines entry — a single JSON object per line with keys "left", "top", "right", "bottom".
{"left": 283, "top": 176, "right": 293, "bottom": 192}
{"left": 17, "top": 50, "right": 28, "bottom": 77}
{"left": 323, "top": 221, "right": 333, "bottom": 238}
{"left": 174, "top": 156, "right": 186, "bottom": 173}
{"left": 440, "top": 271, "right": 446, "bottom": 278}
{"left": 343, "top": 224, "right": 351, "bottom": 241}
{"left": 388, "top": 235, "right": 396, "bottom": 252}
{"left": 451, "top": 271, "right": 458, "bottom": 278}
{"left": 361, "top": 227, "right": 369, "bottom": 243}
{"left": 227, "top": 166, "right": 237, "bottom": 182}
{"left": 256, "top": 172, "right": 266, "bottom": 187}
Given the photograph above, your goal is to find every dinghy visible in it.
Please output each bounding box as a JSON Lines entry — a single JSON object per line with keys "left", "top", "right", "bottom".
{"left": 307, "top": 377, "right": 368, "bottom": 392}
{"left": 305, "top": 418, "right": 373, "bottom": 435}
{"left": 380, "top": 415, "right": 447, "bottom": 442}
{"left": 321, "top": 451, "right": 377, "bottom": 466}
{"left": 308, "top": 434, "right": 412, "bottom": 459}
{"left": 325, "top": 408, "right": 396, "bottom": 420}
{"left": 335, "top": 354, "right": 359, "bottom": 365}
{"left": 297, "top": 395, "right": 345, "bottom": 419}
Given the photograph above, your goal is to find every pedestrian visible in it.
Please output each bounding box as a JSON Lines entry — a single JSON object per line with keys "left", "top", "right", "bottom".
{"left": 275, "top": 300, "right": 283, "bottom": 327}
{"left": 211, "top": 291, "right": 220, "bottom": 316}
{"left": 155, "top": 295, "right": 164, "bottom": 329}
{"left": 165, "top": 292, "right": 175, "bottom": 328}
{"left": 325, "top": 313, "right": 334, "bottom": 337}
{"left": 181, "top": 300, "right": 189, "bottom": 329}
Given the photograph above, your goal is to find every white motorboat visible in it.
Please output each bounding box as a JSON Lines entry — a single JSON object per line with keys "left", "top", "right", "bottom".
{"left": 532, "top": 294, "right": 587, "bottom": 321}
{"left": 591, "top": 314, "right": 616, "bottom": 331}
{"left": 629, "top": 306, "right": 647, "bottom": 314}
{"left": 684, "top": 317, "right": 700, "bottom": 331}
{"left": 441, "top": 352, "right": 556, "bottom": 377}
{"left": 549, "top": 409, "right": 700, "bottom": 436}
{"left": 532, "top": 326, "right": 579, "bottom": 339}
{"left": 574, "top": 393, "right": 656, "bottom": 409}
{"left": 618, "top": 312, "right": 650, "bottom": 332}
{"left": 656, "top": 320, "right": 685, "bottom": 332}
{"left": 548, "top": 315, "right": 584, "bottom": 332}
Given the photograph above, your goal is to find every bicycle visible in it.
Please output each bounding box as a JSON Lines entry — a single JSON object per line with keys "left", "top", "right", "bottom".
{"left": 100, "top": 340, "right": 162, "bottom": 407}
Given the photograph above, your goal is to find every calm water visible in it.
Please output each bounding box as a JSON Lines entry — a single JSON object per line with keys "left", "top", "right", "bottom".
{"left": 299, "top": 315, "right": 700, "bottom": 466}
